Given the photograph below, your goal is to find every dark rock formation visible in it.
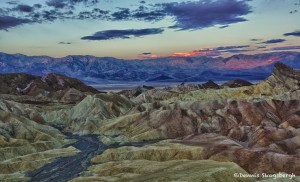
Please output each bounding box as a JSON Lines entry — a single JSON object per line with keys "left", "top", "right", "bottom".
{"left": 25, "top": 73, "right": 98, "bottom": 95}
{"left": 118, "top": 85, "right": 154, "bottom": 98}
{"left": 0, "top": 73, "right": 99, "bottom": 103}
{"left": 199, "top": 80, "right": 220, "bottom": 89}
{"left": 175, "top": 80, "right": 220, "bottom": 92}
{"left": 0, "top": 73, "right": 39, "bottom": 95}
{"left": 221, "top": 79, "right": 253, "bottom": 88}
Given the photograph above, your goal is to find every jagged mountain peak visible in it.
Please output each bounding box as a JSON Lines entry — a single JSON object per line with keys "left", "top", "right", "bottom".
{"left": 260, "top": 62, "right": 300, "bottom": 93}
{"left": 273, "top": 62, "right": 300, "bottom": 77}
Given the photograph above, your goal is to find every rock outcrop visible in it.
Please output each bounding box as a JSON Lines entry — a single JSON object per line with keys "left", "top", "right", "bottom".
{"left": 43, "top": 93, "right": 132, "bottom": 134}
{"left": 265, "top": 62, "right": 300, "bottom": 93}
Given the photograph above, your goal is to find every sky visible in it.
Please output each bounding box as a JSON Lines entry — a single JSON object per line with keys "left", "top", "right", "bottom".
{"left": 0, "top": 0, "right": 300, "bottom": 59}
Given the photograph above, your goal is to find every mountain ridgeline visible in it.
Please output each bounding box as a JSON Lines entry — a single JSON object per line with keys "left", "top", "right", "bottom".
{"left": 1, "top": 52, "right": 300, "bottom": 83}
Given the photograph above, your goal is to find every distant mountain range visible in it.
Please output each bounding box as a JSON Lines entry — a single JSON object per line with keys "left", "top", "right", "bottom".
{"left": 0, "top": 52, "right": 299, "bottom": 83}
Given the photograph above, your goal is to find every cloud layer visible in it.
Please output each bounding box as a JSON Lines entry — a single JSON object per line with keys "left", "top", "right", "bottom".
{"left": 0, "top": 0, "right": 253, "bottom": 31}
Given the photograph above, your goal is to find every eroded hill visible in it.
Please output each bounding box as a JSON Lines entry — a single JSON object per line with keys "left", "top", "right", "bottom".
{"left": 1, "top": 62, "right": 300, "bottom": 181}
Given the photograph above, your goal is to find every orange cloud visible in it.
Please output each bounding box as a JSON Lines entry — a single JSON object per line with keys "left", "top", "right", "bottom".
{"left": 170, "top": 48, "right": 219, "bottom": 57}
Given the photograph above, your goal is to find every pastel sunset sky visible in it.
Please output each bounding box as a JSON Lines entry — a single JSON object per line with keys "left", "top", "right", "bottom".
{"left": 0, "top": 0, "right": 300, "bottom": 59}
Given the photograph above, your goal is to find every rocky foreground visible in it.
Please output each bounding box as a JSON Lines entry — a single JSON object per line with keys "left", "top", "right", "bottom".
{"left": 1, "top": 62, "right": 300, "bottom": 181}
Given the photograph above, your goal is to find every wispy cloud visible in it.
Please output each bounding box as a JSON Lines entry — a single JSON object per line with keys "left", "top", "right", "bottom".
{"left": 169, "top": 44, "right": 253, "bottom": 57}
{"left": 250, "top": 38, "right": 262, "bottom": 41}
{"left": 283, "top": 30, "right": 300, "bottom": 37}
{"left": 271, "top": 45, "right": 300, "bottom": 50}
{"left": 46, "top": 0, "right": 68, "bottom": 9}
{"left": 138, "top": 52, "right": 160, "bottom": 59}
{"left": 14, "top": 4, "right": 34, "bottom": 13}
{"left": 261, "top": 39, "right": 286, "bottom": 44}
{"left": 6, "top": 1, "right": 18, "bottom": 5}
{"left": 58, "top": 42, "right": 72, "bottom": 44}
{"left": 142, "top": 52, "right": 152, "bottom": 55}
{"left": 81, "top": 28, "right": 164, "bottom": 40}
{"left": 110, "top": 5, "right": 166, "bottom": 22}
{"left": 45, "top": 0, "right": 99, "bottom": 9}
{"left": 257, "top": 46, "right": 266, "bottom": 49}
{"left": 215, "top": 45, "right": 251, "bottom": 53}
{"left": 216, "top": 45, "right": 250, "bottom": 50}
{"left": 170, "top": 48, "right": 221, "bottom": 57}
{"left": 219, "top": 25, "right": 229, "bottom": 29}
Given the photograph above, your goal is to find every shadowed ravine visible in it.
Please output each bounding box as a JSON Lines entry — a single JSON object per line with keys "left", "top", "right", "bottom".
{"left": 27, "top": 134, "right": 106, "bottom": 182}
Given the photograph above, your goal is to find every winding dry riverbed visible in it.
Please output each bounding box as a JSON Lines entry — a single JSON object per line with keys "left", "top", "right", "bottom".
{"left": 27, "top": 134, "right": 106, "bottom": 182}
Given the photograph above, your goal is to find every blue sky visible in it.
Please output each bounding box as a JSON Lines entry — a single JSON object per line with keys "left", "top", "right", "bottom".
{"left": 0, "top": 0, "right": 300, "bottom": 59}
